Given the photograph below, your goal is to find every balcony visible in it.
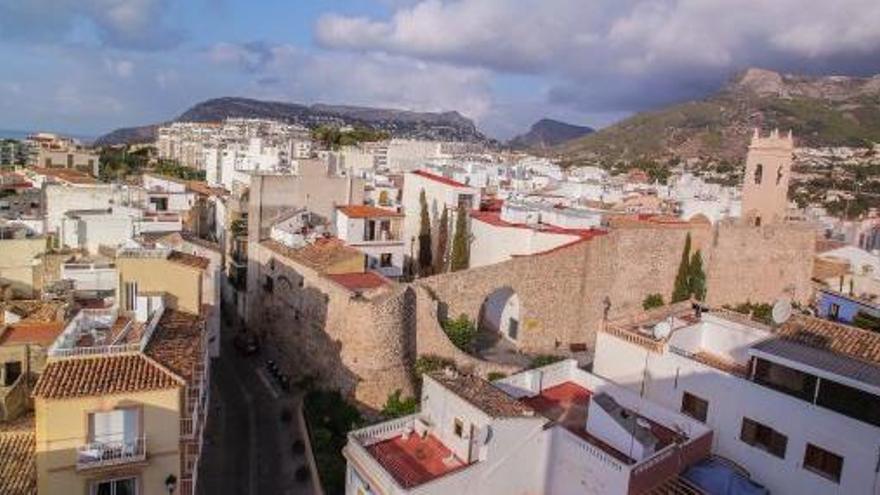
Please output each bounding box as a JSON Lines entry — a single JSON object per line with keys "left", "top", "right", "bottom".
{"left": 76, "top": 436, "right": 147, "bottom": 471}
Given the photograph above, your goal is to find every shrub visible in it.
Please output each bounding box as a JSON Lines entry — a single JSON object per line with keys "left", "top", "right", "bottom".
{"left": 442, "top": 314, "right": 477, "bottom": 352}
{"left": 382, "top": 389, "right": 419, "bottom": 419}
{"left": 642, "top": 293, "right": 665, "bottom": 310}
{"left": 728, "top": 301, "right": 774, "bottom": 325}
{"left": 414, "top": 355, "right": 455, "bottom": 378}
{"left": 303, "top": 390, "right": 364, "bottom": 494}
{"left": 529, "top": 355, "right": 564, "bottom": 369}
{"left": 487, "top": 371, "right": 507, "bottom": 381}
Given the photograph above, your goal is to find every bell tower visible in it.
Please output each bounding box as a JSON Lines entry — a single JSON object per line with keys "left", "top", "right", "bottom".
{"left": 741, "top": 128, "right": 794, "bottom": 226}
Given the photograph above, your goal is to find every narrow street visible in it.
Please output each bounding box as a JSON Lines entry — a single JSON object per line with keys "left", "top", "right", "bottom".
{"left": 197, "top": 314, "right": 315, "bottom": 495}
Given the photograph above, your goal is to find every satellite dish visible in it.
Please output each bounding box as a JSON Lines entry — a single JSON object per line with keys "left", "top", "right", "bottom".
{"left": 652, "top": 321, "right": 672, "bottom": 340}
{"left": 772, "top": 298, "right": 792, "bottom": 324}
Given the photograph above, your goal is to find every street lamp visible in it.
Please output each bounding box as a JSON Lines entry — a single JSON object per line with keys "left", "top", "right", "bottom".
{"left": 165, "top": 474, "right": 177, "bottom": 494}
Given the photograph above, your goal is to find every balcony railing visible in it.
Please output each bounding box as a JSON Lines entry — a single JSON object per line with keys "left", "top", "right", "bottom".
{"left": 76, "top": 436, "right": 146, "bottom": 470}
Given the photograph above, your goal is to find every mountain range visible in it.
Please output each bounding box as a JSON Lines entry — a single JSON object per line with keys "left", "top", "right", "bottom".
{"left": 95, "top": 97, "right": 489, "bottom": 146}
{"left": 508, "top": 118, "right": 593, "bottom": 149}
{"left": 556, "top": 68, "right": 880, "bottom": 164}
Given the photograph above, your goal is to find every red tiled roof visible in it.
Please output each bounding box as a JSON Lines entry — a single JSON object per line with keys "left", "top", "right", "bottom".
{"left": 32, "top": 354, "right": 182, "bottom": 400}
{"left": 144, "top": 309, "right": 204, "bottom": 383}
{"left": 366, "top": 434, "right": 466, "bottom": 488}
{"left": 326, "top": 272, "right": 390, "bottom": 291}
{"left": 411, "top": 170, "right": 468, "bottom": 188}
{"left": 337, "top": 204, "right": 403, "bottom": 219}
{"left": 0, "top": 414, "right": 35, "bottom": 495}
{"left": 29, "top": 168, "right": 97, "bottom": 184}
{"left": 167, "top": 250, "right": 210, "bottom": 270}
{"left": 0, "top": 322, "right": 65, "bottom": 347}
{"left": 470, "top": 210, "right": 603, "bottom": 238}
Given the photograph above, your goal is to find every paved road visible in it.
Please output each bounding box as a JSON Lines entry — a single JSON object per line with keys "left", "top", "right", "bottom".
{"left": 197, "top": 316, "right": 315, "bottom": 495}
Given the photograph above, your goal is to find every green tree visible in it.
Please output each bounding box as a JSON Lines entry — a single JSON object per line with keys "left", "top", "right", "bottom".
{"left": 449, "top": 209, "right": 470, "bottom": 271}
{"left": 433, "top": 207, "right": 449, "bottom": 274}
{"left": 418, "top": 189, "right": 433, "bottom": 276}
{"left": 442, "top": 314, "right": 477, "bottom": 352}
{"left": 642, "top": 293, "right": 665, "bottom": 310}
{"left": 672, "top": 233, "right": 692, "bottom": 302}
{"left": 689, "top": 250, "right": 707, "bottom": 301}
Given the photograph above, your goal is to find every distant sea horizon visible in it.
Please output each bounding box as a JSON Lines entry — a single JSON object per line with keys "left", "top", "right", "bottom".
{"left": 0, "top": 128, "right": 97, "bottom": 143}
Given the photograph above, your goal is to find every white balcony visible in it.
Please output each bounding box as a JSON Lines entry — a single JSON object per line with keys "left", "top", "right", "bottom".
{"left": 76, "top": 436, "right": 146, "bottom": 471}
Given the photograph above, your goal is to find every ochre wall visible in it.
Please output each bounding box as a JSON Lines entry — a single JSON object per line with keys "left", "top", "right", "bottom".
{"left": 35, "top": 387, "right": 182, "bottom": 495}
{"left": 117, "top": 257, "right": 203, "bottom": 313}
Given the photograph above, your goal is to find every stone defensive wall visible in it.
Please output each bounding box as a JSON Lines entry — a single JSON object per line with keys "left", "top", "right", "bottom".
{"left": 419, "top": 218, "right": 815, "bottom": 354}
{"left": 249, "top": 219, "right": 815, "bottom": 410}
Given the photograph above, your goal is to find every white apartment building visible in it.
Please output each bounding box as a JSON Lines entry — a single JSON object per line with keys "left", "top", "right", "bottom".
{"left": 401, "top": 170, "right": 481, "bottom": 261}
{"left": 205, "top": 137, "right": 294, "bottom": 191}
{"left": 596, "top": 308, "right": 880, "bottom": 494}
{"left": 43, "top": 182, "right": 144, "bottom": 238}
{"left": 469, "top": 202, "right": 604, "bottom": 268}
{"left": 345, "top": 359, "right": 713, "bottom": 495}
{"left": 142, "top": 173, "right": 197, "bottom": 213}
{"left": 60, "top": 207, "right": 181, "bottom": 254}
{"left": 335, "top": 205, "right": 405, "bottom": 278}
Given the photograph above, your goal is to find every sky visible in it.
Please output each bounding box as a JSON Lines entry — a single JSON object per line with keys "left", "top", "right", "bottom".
{"left": 1, "top": 0, "right": 879, "bottom": 140}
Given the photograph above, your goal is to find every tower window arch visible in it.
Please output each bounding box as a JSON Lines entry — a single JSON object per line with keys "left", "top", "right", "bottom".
{"left": 776, "top": 166, "right": 783, "bottom": 185}
{"left": 754, "top": 164, "right": 763, "bottom": 185}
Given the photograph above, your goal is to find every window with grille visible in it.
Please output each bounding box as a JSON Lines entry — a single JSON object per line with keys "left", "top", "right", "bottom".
{"left": 803, "top": 443, "right": 843, "bottom": 483}
{"left": 680, "top": 391, "right": 709, "bottom": 423}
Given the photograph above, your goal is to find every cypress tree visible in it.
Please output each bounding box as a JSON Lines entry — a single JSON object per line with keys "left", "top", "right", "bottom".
{"left": 671, "top": 233, "right": 692, "bottom": 302}
{"left": 434, "top": 206, "right": 449, "bottom": 274}
{"left": 689, "top": 250, "right": 707, "bottom": 301}
{"left": 450, "top": 208, "right": 470, "bottom": 272}
{"left": 418, "top": 189, "right": 433, "bottom": 276}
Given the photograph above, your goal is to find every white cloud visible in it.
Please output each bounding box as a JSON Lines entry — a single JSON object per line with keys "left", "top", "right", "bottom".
{"left": 206, "top": 42, "right": 493, "bottom": 121}
{"left": 0, "top": 0, "right": 183, "bottom": 50}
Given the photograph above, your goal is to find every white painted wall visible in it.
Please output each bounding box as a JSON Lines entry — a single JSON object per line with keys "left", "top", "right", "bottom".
{"left": 470, "top": 216, "right": 580, "bottom": 268}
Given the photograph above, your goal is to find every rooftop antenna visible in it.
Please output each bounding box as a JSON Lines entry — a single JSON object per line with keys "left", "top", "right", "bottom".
{"left": 771, "top": 298, "right": 792, "bottom": 325}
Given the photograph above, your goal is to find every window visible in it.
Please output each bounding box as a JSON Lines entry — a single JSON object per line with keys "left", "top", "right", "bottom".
{"left": 91, "top": 477, "right": 136, "bottom": 495}
{"left": 89, "top": 408, "right": 138, "bottom": 445}
{"left": 829, "top": 303, "right": 841, "bottom": 320}
{"left": 740, "top": 417, "right": 787, "bottom": 458}
{"left": 680, "top": 391, "right": 709, "bottom": 423}
{"left": 803, "top": 444, "right": 843, "bottom": 483}
{"left": 453, "top": 418, "right": 464, "bottom": 438}
{"left": 3, "top": 361, "right": 22, "bottom": 386}
{"left": 816, "top": 379, "right": 880, "bottom": 427}
{"left": 754, "top": 216, "right": 762, "bottom": 227}
{"left": 754, "top": 163, "right": 763, "bottom": 184}
{"left": 457, "top": 194, "right": 474, "bottom": 211}
{"left": 776, "top": 166, "right": 784, "bottom": 185}
{"left": 507, "top": 318, "right": 519, "bottom": 340}
{"left": 753, "top": 358, "right": 818, "bottom": 402}
{"left": 123, "top": 282, "right": 138, "bottom": 312}
{"left": 380, "top": 253, "right": 393, "bottom": 267}
{"left": 263, "top": 275, "right": 274, "bottom": 293}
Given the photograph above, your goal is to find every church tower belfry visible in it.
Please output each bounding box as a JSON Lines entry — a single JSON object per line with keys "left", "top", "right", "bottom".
{"left": 741, "top": 128, "right": 794, "bottom": 226}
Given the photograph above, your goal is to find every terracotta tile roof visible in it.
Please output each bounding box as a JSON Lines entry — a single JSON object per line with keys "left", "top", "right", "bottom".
{"left": 144, "top": 310, "right": 203, "bottom": 383}
{"left": 32, "top": 354, "right": 182, "bottom": 400}
{"left": 427, "top": 371, "right": 535, "bottom": 418}
{"left": 776, "top": 314, "right": 880, "bottom": 366}
{"left": 262, "top": 238, "right": 364, "bottom": 274}
{"left": 337, "top": 204, "right": 403, "bottom": 219}
{"left": 186, "top": 180, "right": 227, "bottom": 197}
{"left": 411, "top": 170, "right": 468, "bottom": 188}
{"left": 30, "top": 167, "right": 97, "bottom": 184}
{"left": 1, "top": 300, "right": 66, "bottom": 325}
{"left": 813, "top": 257, "right": 850, "bottom": 281}
{"left": 0, "top": 414, "right": 35, "bottom": 495}
{"left": 0, "top": 322, "right": 65, "bottom": 347}
{"left": 167, "top": 250, "right": 210, "bottom": 270}
{"left": 326, "top": 272, "right": 391, "bottom": 291}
